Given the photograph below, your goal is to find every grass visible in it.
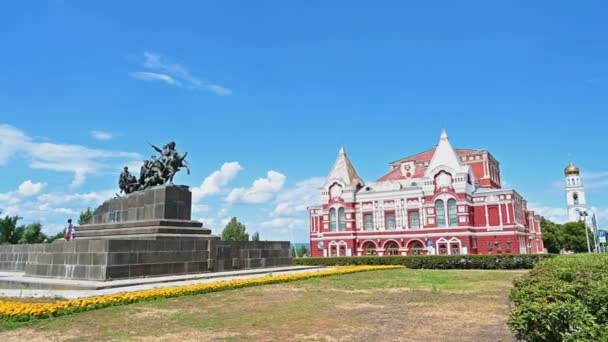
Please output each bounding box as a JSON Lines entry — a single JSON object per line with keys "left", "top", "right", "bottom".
{"left": 0, "top": 269, "right": 526, "bottom": 341}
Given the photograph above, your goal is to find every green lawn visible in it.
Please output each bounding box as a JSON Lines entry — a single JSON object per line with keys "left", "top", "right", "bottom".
{"left": 0, "top": 269, "right": 525, "bottom": 341}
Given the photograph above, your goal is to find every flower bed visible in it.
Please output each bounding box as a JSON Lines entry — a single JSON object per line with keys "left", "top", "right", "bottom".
{"left": 0, "top": 265, "right": 402, "bottom": 322}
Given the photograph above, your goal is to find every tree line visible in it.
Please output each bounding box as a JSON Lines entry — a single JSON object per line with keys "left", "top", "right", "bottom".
{"left": 220, "top": 216, "right": 309, "bottom": 256}
{"left": 540, "top": 217, "right": 606, "bottom": 253}
{"left": 0, "top": 208, "right": 93, "bottom": 245}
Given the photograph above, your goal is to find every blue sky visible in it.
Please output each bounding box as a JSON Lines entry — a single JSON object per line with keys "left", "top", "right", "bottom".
{"left": 1, "top": 1, "right": 607, "bottom": 241}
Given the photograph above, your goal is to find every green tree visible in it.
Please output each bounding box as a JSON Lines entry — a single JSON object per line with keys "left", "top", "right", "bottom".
{"left": 221, "top": 217, "right": 249, "bottom": 241}
{"left": 251, "top": 231, "right": 260, "bottom": 241}
{"left": 0, "top": 213, "right": 25, "bottom": 244}
{"left": 46, "top": 230, "right": 66, "bottom": 243}
{"left": 561, "top": 221, "right": 589, "bottom": 253}
{"left": 297, "top": 244, "right": 309, "bottom": 257}
{"left": 19, "top": 222, "right": 48, "bottom": 244}
{"left": 78, "top": 207, "right": 94, "bottom": 225}
{"left": 541, "top": 218, "right": 590, "bottom": 253}
{"left": 540, "top": 218, "right": 562, "bottom": 253}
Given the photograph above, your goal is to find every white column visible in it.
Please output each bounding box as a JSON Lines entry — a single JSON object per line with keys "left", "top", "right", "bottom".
{"left": 484, "top": 205, "right": 489, "bottom": 227}
{"left": 498, "top": 204, "right": 503, "bottom": 226}
{"left": 421, "top": 202, "right": 426, "bottom": 228}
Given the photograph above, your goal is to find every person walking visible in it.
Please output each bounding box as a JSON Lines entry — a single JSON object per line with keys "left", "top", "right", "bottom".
{"left": 64, "top": 219, "right": 75, "bottom": 241}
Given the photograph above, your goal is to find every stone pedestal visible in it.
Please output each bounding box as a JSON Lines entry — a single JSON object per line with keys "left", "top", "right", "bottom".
{"left": 0, "top": 185, "right": 293, "bottom": 281}
{"left": 77, "top": 185, "right": 211, "bottom": 239}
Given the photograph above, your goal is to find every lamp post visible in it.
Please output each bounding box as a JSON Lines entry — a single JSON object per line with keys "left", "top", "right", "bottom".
{"left": 577, "top": 209, "right": 591, "bottom": 253}
{"left": 591, "top": 214, "right": 600, "bottom": 253}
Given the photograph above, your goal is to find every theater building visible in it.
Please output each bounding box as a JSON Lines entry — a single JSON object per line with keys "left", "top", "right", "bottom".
{"left": 308, "top": 130, "right": 544, "bottom": 257}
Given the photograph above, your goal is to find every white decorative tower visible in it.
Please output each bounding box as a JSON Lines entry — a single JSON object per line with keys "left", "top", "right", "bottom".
{"left": 321, "top": 146, "right": 363, "bottom": 204}
{"left": 564, "top": 163, "right": 587, "bottom": 222}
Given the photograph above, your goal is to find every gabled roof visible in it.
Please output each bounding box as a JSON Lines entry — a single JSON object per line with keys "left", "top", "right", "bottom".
{"left": 324, "top": 146, "right": 363, "bottom": 188}
{"left": 389, "top": 148, "right": 485, "bottom": 166}
{"left": 424, "top": 129, "right": 465, "bottom": 176}
{"left": 376, "top": 163, "right": 426, "bottom": 182}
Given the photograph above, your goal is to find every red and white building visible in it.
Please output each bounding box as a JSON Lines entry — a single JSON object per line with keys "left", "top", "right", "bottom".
{"left": 308, "top": 130, "right": 544, "bottom": 257}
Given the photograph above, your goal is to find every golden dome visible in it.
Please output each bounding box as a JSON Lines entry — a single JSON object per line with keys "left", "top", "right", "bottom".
{"left": 564, "top": 163, "right": 580, "bottom": 176}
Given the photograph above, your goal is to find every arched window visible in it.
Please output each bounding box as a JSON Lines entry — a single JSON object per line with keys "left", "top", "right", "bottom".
{"left": 408, "top": 241, "right": 424, "bottom": 255}
{"left": 386, "top": 242, "right": 399, "bottom": 255}
{"left": 363, "top": 242, "right": 376, "bottom": 255}
{"left": 447, "top": 199, "right": 457, "bottom": 226}
{"left": 435, "top": 200, "right": 446, "bottom": 227}
{"left": 409, "top": 211, "right": 420, "bottom": 228}
{"left": 573, "top": 193, "right": 579, "bottom": 205}
{"left": 330, "top": 208, "right": 337, "bottom": 232}
{"left": 338, "top": 208, "right": 346, "bottom": 231}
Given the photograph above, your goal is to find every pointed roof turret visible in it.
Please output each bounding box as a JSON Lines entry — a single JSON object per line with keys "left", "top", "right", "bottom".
{"left": 324, "top": 146, "right": 363, "bottom": 188}
{"left": 424, "top": 129, "right": 465, "bottom": 176}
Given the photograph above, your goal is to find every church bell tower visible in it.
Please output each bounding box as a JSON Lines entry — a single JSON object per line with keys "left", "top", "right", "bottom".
{"left": 564, "top": 163, "right": 586, "bottom": 222}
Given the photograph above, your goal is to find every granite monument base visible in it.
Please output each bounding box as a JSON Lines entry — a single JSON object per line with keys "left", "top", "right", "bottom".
{"left": 0, "top": 239, "right": 291, "bottom": 281}
{"left": 0, "top": 185, "right": 292, "bottom": 281}
{"left": 77, "top": 185, "right": 210, "bottom": 240}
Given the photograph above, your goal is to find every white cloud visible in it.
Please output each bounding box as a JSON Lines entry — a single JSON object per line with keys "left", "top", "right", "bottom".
{"left": 197, "top": 217, "right": 216, "bottom": 229}
{"left": 37, "top": 203, "right": 79, "bottom": 216}
{"left": 271, "top": 177, "right": 324, "bottom": 217}
{"left": 192, "top": 204, "right": 210, "bottom": 215}
{"left": 226, "top": 171, "right": 286, "bottom": 204}
{"left": 205, "top": 84, "right": 232, "bottom": 96}
{"left": 130, "top": 72, "right": 180, "bottom": 86}
{"left": 17, "top": 180, "right": 46, "bottom": 196}
{"left": 252, "top": 176, "right": 325, "bottom": 241}
{"left": 37, "top": 189, "right": 116, "bottom": 206}
{"left": 552, "top": 170, "right": 608, "bottom": 190}
{"left": 528, "top": 203, "right": 607, "bottom": 229}
{"left": 528, "top": 203, "right": 569, "bottom": 224}
{"left": 590, "top": 206, "right": 608, "bottom": 229}
{"left": 260, "top": 217, "right": 305, "bottom": 229}
{"left": 191, "top": 162, "right": 243, "bottom": 202}
{"left": 585, "top": 171, "right": 608, "bottom": 189}
{"left": 583, "top": 171, "right": 608, "bottom": 180}
{"left": 218, "top": 207, "right": 229, "bottom": 216}
{"left": 89, "top": 130, "right": 114, "bottom": 141}
{"left": 0, "top": 185, "right": 106, "bottom": 234}
{"left": 0, "top": 124, "right": 28, "bottom": 164}
{"left": 258, "top": 217, "right": 307, "bottom": 241}
{"left": 220, "top": 217, "right": 231, "bottom": 227}
{"left": 0, "top": 124, "right": 141, "bottom": 187}
{"left": 131, "top": 52, "right": 232, "bottom": 96}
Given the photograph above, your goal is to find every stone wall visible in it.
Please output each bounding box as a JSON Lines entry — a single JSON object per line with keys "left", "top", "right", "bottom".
{"left": 209, "top": 241, "right": 292, "bottom": 272}
{"left": 0, "top": 239, "right": 293, "bottom": 281}
{"left": 0, "top": 244, "right": 33, "bottom": 272}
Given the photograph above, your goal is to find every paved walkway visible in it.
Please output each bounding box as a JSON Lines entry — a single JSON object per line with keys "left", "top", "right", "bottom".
{"left": 0, "top": 265, "right": 324, "bottom": 300}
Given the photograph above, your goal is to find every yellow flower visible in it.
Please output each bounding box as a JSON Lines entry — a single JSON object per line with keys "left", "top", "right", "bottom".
{"left": 0, "top": 265, "right": 402, "bottom": 321}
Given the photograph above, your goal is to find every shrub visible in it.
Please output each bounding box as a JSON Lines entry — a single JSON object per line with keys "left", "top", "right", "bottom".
{"left": 294, "top": 254, "right": 552, "bottom": 269}
{"left": 508, "top": 254, "right": 608, "bottom": 341}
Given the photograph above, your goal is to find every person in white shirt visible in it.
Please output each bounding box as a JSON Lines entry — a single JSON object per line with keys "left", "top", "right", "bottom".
{"left": 64, "top": 219, "right": 75, "bottom": 241}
